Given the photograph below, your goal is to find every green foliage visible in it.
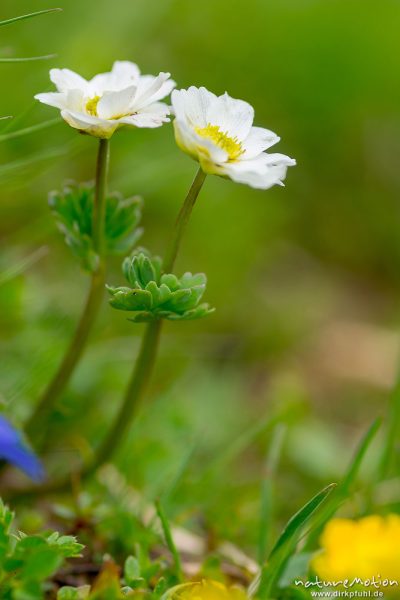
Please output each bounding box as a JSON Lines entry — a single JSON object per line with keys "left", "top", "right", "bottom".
{"left": 155, "top": 501, "right": 182, "bottom": 584}
{"left": 49, "top": 182, "right": 143, "bottom": 272}
{"left": 255, "top": 483, "right": 336, "bottom": 599}
{"left": 305, "top": 418, "right": 381, "bottom": 549}
{"left": 0, "top": 499, "right": 83, "bottom": 599}
{"left": 107, "top": 251, "right": 214, "bottom": 322}
{"left": 0, "top": 118, "right": 60, "bottom": 143}
{"left": 57, "top": 586, "right": 90, "bottom": 599}
{"left": 56, "top": 554, "right": 174, "bottom": 599}
{"left": 0, "top": 8, "right": 61, "bottom": 63}
{"left": 0, "top": 55, "right": 56, "bottom": 63}
{"left": 0, "top": 8, "right": 62, "bottom": 28}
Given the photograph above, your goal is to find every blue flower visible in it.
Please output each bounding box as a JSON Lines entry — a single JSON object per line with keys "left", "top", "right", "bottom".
{"left": 0, "top": 416, "right": 45, "bottom": 482}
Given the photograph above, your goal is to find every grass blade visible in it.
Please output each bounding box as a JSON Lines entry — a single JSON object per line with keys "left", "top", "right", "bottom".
{"left": 0, "top": 8, "right": 62, "bottom": 27}
{"left": 254, "top": 483, "right": 337, "bottom": 599}
{"left": 0, "top": 118, "right": 60, "bottom": 143}
{"left": 155, "top": 499, "right": 183, "bottom": 583}
{"left": 0, "top": 54, "right": 56, "bottom": 63}
{"left": 305, "top": 418, "right": 381, "bottom": 549}
{"left": 203, "top": 409, "right": 289, "bottom": 479}
{"left": 159, "top": 438, "right": 198, "bottom": 507}
{"left": 341, "top": 418, "right": 381, "bottom": 493}
{"left": 0, "top": 247, "right": 48, "bottom": 286}
{"left": 258, "top": 425, "right": 286, "bottom": 564}
{"left": 270, "top": 484, "right": 336, "bottom": 559}
{"left": 0, "top": 145, "right": 72, "bottom": 181}
{"left": 378, "top": 381, "right": 400, "bottom": 481}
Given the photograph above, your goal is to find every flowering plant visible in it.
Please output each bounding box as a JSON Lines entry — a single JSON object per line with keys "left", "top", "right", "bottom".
{"left": 172, "top": 86, "right": 295, "bottom": 189}
{"left": 1, "top": 6, "right": 399, "bottom": 600}
{"left": 35, "top": 61, "right": 175, "bottom": 138}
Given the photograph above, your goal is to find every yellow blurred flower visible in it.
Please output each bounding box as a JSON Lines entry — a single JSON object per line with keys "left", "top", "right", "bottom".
{"left": 164, "top": 580, "right": 248, "bottom": 600}
{"left": 313, "top": 515, "right": 400, "bottom": 586}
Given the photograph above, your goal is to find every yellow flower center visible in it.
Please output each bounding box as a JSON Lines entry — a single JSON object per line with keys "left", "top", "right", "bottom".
{"left": 86, "top": 95, "right": 101, "bottom": 117}
{"left": 195, "top": 123, "right": 244, "bottom": 161}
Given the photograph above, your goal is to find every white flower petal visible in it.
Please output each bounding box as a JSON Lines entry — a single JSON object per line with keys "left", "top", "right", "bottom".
{"left": 96, "top": 85, "right": 137, "bottom": 120}
{"left": 61, "top": 110, "right": 119, "bottom": 138}
{"left": 223, "top": 153, "right": 296, "bottom": 189}
{"left": 35, "top": 89, "right": 84, "bottom": 112}
{"left": 50, "top": 68, "right": 87, "bottom": 92}
{"left": 35, "top": 92, "right": 67, "bottom": 110}
{"left": 133, "top": 72, "right": 173, "bottom": 111}
{"left": 206, "top": 92, "right": 254, "bottom": 141}
{"left": 171, "top": 87, "right": 217, "bottom": 128}
{"left": 65, "top": 89, "right": 85, "bottom": 112}
{"left": 89, "top": 60, "right": 141, "bottom": 94}
{"left": 261, "top": 152, "right": 297, "bottom": 167}
{"left": 173, "top": 118, "right": 200, "bottom": 159}
{"left": 242, "top": 126, "right": 280, "bottom": 159}
{"left": 37, "top": 62, "right": 173, "bottom": 137}
{"left": 119, "top": 105, "right": 170, "bottom": 128}
{"left": 111, "top": 60, "right": 141, "bottom": 83}
{"left": 139, "top": 102, "right": 171, "bottom": 117}
{"left": 174, "top": 118, "right": 228, "bottom": 167}
{"left": 136, "top": 75, "right": 176, "bottom": 104}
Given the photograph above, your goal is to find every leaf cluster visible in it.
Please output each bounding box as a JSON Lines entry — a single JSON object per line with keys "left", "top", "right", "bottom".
{"left": 0, "top": 499, "right": 83, "bottom": 600}
{"left": 49, "top": 182, "right": 143, "bottom": 272}
{"left": 107, "top": 251, "right": 214, "bottom": 322}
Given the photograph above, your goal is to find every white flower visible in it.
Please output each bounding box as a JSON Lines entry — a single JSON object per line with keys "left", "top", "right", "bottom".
{"left": 35, "top": 61, "right": 176, "bottom": 138}
{"left": 171, "top": 86, "right": 296, "bottom": 189}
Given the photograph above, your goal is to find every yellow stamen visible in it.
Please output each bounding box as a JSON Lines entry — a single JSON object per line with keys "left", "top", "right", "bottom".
{"left": 195, "top": 123, "right": 243, "bottom": 161}
{"left": 86, "top": 95, "right": 101, "bottom": 117}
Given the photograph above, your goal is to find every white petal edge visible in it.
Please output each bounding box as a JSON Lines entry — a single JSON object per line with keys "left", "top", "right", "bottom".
{"left": 206, "top": 92, "right": 254, "bottom": 141}
{"left": 242, "top": 126, "right": 280, "bottom": 159}
{"left": 35, "top": 92, "right": 67, "bottom": 110}
{"left": 89, "top": 60, "right": 141, "bottom": 94}
{"left": 222, "top": 153, "right": 296, "bottom": 189}
{"left": 60, "top": 110, "right": 119, "bottom": 138}
{"left": 171, "top": 87, "right": 217, "bottom": 128}
{"left": 173, "top": 118, "right": 229, "bottom": 167}
{"left": 118, "top": 104, "right": 170, "bottom": 128}
{"left": 132, "top": 73, "right": 172, "bottom": 111}
{"left": 50, "top": 68, "right": 87, "bottom": 92}
{"left": 97, "top": 85, "right": 137, "bottom": 120}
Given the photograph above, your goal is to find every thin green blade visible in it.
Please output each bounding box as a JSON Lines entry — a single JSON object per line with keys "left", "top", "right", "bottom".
{"left": 0, "top": 118, "right": 60, "bottom": 143}
{"left": 0, "top": 8, "right": 62, "bottom": 27}
{"left": 254, "top": 483, "right": 336, "bottom": 599}
{"left": 305, "top": 418, "right": 381, "bottom": 550}
{"left": 0, "top": 54, "right": 56, "bottom": 63}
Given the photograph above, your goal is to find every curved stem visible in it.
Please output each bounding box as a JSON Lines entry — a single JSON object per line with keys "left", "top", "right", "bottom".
{"left": 6, "top": 167, "right": 206, "bottom": 499}
{"left": 89, "top": 167, "right": 207, "bottom": 470}
{"left": 163, "top": 168, "right": 207, "bottom": 272}
{"left": 92, "top": 138, "right": 110, "bottom": 256}
{"left": 26, "top": 139, "right": 110, "bottom": 445}
{"left": 87, "top": 318, "right": 162, "bottom": 474}
{"left": 25, "top": 270, "right": 105, "bottom": 445}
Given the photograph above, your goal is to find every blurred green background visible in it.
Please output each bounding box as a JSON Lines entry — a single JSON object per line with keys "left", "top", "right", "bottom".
{"left": 1, "top": 0, "right": 400, "bottom": 554}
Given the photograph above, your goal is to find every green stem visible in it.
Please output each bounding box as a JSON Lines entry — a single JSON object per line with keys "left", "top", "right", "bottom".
{"left": 378, "top": 377, "right": 400, "bottom": 481}
{"left": 163, "top": 168, "right": 207, "bottom": 272}
{"left": 26, "top": 139, "right": 110, "bottom": 445}
{"left": 156, "top": 499, "right": 183, "bottom": 582}
{"left": 89, "top": 167, "right": 207, "bottom": 471}
{"left": 92, "top": 138, "right": 110, "bottom": 256}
